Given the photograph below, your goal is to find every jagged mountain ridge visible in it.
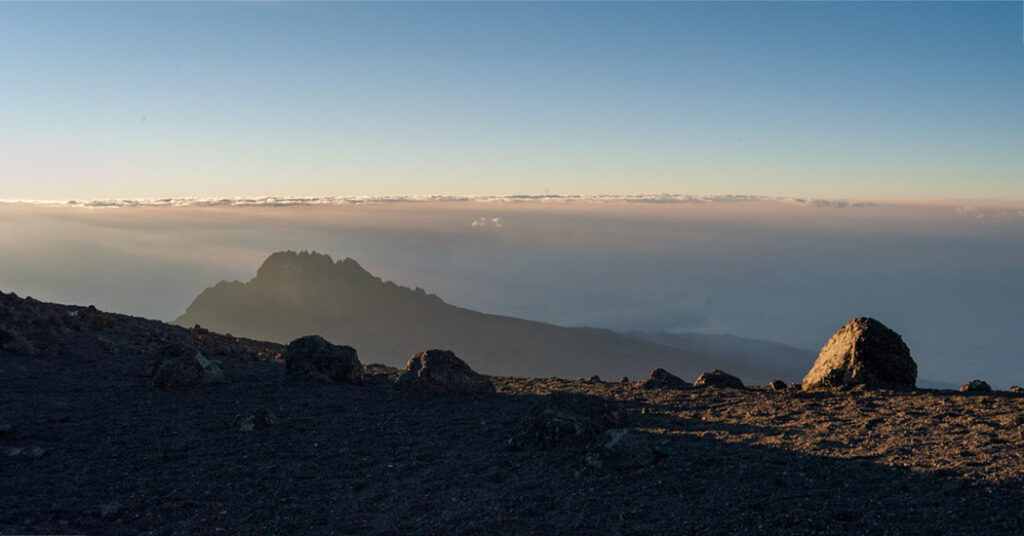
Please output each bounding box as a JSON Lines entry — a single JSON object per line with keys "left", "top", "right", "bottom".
{"left": 175, "top": 251, "right": 811, "bottom": 382}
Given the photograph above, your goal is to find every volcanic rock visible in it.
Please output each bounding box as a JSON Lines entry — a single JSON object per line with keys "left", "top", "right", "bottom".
{"left": 960, "top": 380, "right": 992, "bottom": 393}
{"left": 152, "top": 346, "right": 225, "bottom": 388}
{"left": 236, "top": 409, "right": 280, "bottom": 431}
{"left": 802, "top": 317, "right": 917, "bottom": 390}
{"left": 512, "top": 391, "right": 630, "bottom": 449}
{"left": 694, "top": 369, "right": 744, "bottom": 389}
{"left": 584, "top": 428, "right": 662, "bottom": 470}
{"left": 393, "top": 349, "right": 494, "bottom": 394}
{"left": 0, "top": 325, "right": 38, "bottom": 356}
{"left": 282, "top": 335, "right": 363, "bottom": 384}
{"left": 640, "top": 368, "right": 690, "bottom": 390}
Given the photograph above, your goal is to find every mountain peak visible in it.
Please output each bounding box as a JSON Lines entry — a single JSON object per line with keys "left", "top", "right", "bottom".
{"left": 256, "top": 250, "right": 335, "bottom": 279}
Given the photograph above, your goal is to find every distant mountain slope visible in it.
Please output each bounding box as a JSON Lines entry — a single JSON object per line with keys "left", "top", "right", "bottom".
{"left": 175, "top": 251, "right": 813, "bottom": 382}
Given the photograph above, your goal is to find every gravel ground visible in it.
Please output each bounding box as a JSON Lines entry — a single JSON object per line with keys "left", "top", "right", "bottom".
{"left": 2, "top": 291, "right": 1023, "bottom": 535}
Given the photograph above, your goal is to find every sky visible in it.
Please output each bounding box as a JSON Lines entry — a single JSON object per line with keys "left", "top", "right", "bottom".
{"left": 1, "top": 1, "right": 1022, "bottom": 201}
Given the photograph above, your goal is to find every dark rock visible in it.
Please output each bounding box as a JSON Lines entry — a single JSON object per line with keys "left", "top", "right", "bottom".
{"left": 584, "top": 428, "right": 662, "bottom": 470}
{"left": 619, "top": 376, "right": 630, "bottom": 384}
{"left": 803, "top": 317, "right": 916, "bottom": 390}
{"left": 587, "top": 375, "right": 602, "bottom": 384}
{"left": 0, "top": 325, "right": 38, "bottom": 356}
{"left": 694, "top": 369, "right": 744, "bottom": 389}
{"left": 640, "top": 368, "right": 690, "bottom": 390}
{"left": 152, "top": 346, "right": 225, "bottom": 388}
{"left": 98, "top": 503, "right": 123, "bottom": 518}
{"left": 236, "top": 409, "right": 280, "bottom": 431}
{"left": 769, "top": 379, "right": 788, "bottom": 391}
{"left": 394, "top": 349, "right": 494, "bottom": 394}
{"left": 512, "top": 391, "right": 630, "bottom": 449}
{"left": 960, "top": 380, "right": 992, "bottom": 393}
{"left": 1010, "top": 385, "right": 1023, "bottom": 393}
{"left": 282, "top": 335, "right": 363, "bottom": 384}
{"left": 6, "top": 446, "right": 46, "bottom": 458}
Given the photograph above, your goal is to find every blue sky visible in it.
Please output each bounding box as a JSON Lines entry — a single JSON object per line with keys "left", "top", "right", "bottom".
{"left": 1, "top": 1, "right": 1021, "bottom": 200}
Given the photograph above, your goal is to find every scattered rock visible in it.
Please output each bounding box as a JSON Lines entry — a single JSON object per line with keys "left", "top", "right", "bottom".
{"left": 394, "top": 349, "right": 494, "bottom": 394}
{"left": 960, "top": 380, "right": 992, "bottom": 393}
{"left": 694, "top": 370, "right": 744, "bottom": 389}
{"left": 236, "top": 409, "right": 280, "bottom": 431}
{"left": 282, "top": 335, "right": 363, "bottom": 384}
{"left": 511, "top": 391, "right": 630, "bottom": 449}
{"left": 619, "top": 376, "right": 630, "bottom": 384}
{"left": 640, "top": 368, "right": 690, "bottom": 390}
{"left": 769, "top": 379, "right": 788, "bottom": 391}
{"left": 152, "top": 346, "right": 225, "bottom": 388}
{"left": 587, "top": 375, "right": 602, "bottom": 384}
{"left": 803, "top": 317, "right": 917, "bottom": 390}
{"left": 1009, "top": 386, "right": 1022, "bottom": 393}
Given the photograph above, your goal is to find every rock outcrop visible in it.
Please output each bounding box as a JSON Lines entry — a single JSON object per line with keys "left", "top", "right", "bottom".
{"left": 282, "top": 335, "right": 363, "bottom": 384}
{"left": 694, "top": 369, "right": 744, "bottom": 389}
{"left": 803, "top": 317, "right": 917, "bottom": 390}
{"left": 393, "top": 349, "right": 494, "bottom": 394}
{"left": 640, "top": 368, "right": 690, "bottom": 390}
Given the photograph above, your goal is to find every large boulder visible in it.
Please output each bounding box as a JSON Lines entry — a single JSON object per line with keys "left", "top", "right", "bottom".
{"left": 803, "top": 317, "right": 916, "bottom": 390}
{"left": 282, "top": 335, "right": 363, "bottom": 384}
{"left": 640, "top": 368, "right": 690, "bottom": 390}
{"left": 152, "top": 346, "right": 225, "bottom": 388}
{"left": 694, "top": 369, "right": 744, "bottom": 389}
{"left": 393, "top": 349, "right": 494, "bottom": 394}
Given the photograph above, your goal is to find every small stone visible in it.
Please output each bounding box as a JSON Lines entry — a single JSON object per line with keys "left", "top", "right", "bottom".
{"left": 236, "top": 409, "right": 280, "bottom": 431}
{"left": 587, "top": 375, "right": 602, "bottom": 384}
{"left": 152, "top": 345, "right": 225, "bottom": 388}
{"left": 1009, "top": 386, "right": 1022, "bottom": 393}
{"left": 960, "top": 380, "right": 992, "bottom": 393}
{"left": 619, "top": 376, "right": 630, "bottom": 384}
{"left": 694, "top": 370, "right": 744, "bottom": 389}
{"left": 98, "top": 503, "right": 123, "bottom": 518}
{"left": 6, "top": 446, "right": 46, "bottom": 458}
{"left": 769, "top": 380, "right": 788, "bottom": 391}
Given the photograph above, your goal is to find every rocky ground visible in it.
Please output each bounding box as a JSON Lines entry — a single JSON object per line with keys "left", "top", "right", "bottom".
{"left": 2, "top": 291, "right": 1024, "bottom": 535}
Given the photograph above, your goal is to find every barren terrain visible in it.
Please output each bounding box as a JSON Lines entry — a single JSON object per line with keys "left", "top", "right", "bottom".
{"left": 2, "top": 291, "right": 1023, "bottom": 535}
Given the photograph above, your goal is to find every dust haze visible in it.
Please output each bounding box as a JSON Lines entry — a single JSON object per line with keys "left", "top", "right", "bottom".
{"left": 2, "top": 198, "right": 1022, "bottom": 387}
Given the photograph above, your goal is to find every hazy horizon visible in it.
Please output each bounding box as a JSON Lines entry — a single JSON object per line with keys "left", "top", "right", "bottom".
{"left": 3, "top": 198, "right": 1022, "bottom": 388}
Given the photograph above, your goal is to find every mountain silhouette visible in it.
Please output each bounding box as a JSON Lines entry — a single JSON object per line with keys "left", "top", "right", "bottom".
{"left": 175, "top": 250, "right": 811, "bottom": 382}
